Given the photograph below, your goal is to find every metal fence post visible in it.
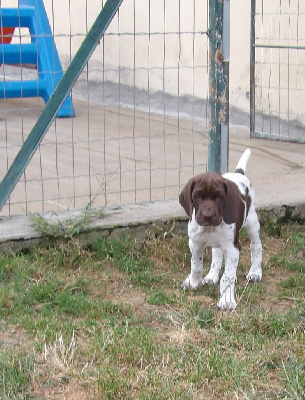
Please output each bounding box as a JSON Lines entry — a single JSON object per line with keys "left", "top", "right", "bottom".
{"left": 208, "top": 0, "right": 230, "bottom": 173}
{"left": 250, "top": 0, "right": 256, "bottom": 138}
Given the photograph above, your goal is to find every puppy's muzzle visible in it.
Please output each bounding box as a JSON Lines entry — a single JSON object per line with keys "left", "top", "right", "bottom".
{"left": 196, "top": 204, "right": 221, "bottom": 227}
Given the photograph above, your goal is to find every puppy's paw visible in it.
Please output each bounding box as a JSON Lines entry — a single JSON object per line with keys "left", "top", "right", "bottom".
{"left": 217, "top": 297, "right": 237, "bottom": 311}
{"left": 203, "top": 272, "right": 219, "bottom": 286}
{"left": 246, "top": 267, "right": 262, "bottom": 283}
{"left": 181, "top": 276, "right": 201, "bottom": 291}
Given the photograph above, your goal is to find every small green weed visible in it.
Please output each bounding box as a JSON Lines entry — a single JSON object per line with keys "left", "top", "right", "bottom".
{"left": 29, "top": 201, "right": 102, "bottom": 239}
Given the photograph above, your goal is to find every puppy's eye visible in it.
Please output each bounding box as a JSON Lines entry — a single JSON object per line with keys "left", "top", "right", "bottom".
{"left": 215, "top": 195, "right": 225, "bottom": 206}
{"left": 214, "top": 192, "right": 225, "bottom": 201}
{"left": 193, "top": 193, "right": 205, "bottom": 204}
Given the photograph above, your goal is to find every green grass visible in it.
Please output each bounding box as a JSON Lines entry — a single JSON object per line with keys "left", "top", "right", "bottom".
{"left": 0, "top": 222, "right": 304, "bottom": 399}
{"left": 0, "top": 350, "right": 34, "bottom": 399}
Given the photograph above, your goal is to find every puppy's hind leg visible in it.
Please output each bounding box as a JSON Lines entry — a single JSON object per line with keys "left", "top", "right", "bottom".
{"left": 244, "top": 209, "right": 262, "bottom": 282}
{"left": 203, "top": 247, "right": 223, "bottom": 285}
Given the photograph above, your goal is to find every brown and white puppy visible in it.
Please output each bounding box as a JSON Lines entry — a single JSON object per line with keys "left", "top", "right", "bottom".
{"left": 179, "top": 149, "right": 262, "bottom": 310}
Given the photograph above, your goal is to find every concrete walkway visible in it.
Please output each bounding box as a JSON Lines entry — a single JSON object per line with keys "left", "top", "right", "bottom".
{"left": 0, "top": 93, "right": 304, "bottom": 251}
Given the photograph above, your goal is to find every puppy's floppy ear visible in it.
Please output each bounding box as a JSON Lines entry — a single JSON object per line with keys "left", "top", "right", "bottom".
{"left": 179, "top": 179, "right": 195, "bottom": 220}
{"left": 222, "top": 180, "right": 240, "bottom": 224}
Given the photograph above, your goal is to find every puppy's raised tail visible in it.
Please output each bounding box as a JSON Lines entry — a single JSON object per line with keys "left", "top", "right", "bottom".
{"left": 235, "top": 148, "right": 251, "bottom": 175}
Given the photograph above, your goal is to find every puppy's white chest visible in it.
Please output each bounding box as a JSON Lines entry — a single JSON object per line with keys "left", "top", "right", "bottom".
{"left": 188, "top": 219, "right": 235, "bottom": 248}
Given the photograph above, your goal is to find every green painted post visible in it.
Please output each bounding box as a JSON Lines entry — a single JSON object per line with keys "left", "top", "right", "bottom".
{"left": 208, "top": 0, "right": 230, "bottom": 173}
{"left": 0, "top": 0, "right": 124, "bottom": 212}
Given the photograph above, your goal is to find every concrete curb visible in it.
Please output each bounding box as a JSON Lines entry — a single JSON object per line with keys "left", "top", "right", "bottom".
{"left": 258, "top": 203, "right": 305, "bottom": 225}
{"left": 0, "top": 200, "right": 304, "bottom": 254}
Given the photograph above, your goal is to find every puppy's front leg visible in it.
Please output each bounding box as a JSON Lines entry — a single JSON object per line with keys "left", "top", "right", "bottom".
{"left": 217, "top": 247, "right": 239, "bottom": 310}
{"left": 203, "top": 247, "right": 223, "bottom": 285}
{"left": 182, "top": 238, "right": 204, "bottom": 290}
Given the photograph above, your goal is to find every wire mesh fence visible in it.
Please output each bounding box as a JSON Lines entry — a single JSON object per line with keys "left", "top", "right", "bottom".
{"left": 0, "top": 0, "right": 210, "bottom": 217}
{"left": 251, "top": 0, "right": 305, "bottom": 143}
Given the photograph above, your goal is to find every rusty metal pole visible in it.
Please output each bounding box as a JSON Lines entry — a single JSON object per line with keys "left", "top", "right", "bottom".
{"left": 208, "top": 0, "right": 230, "bottom": 173}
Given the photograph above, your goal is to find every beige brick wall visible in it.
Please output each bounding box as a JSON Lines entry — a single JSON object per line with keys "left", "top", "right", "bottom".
{"left": 4, "top": 0, "right": 304, "bottom": 119}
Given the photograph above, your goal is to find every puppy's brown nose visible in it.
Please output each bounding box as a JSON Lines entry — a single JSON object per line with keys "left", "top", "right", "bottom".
{"left": 201, "top": 207, "right": 216, "bottom": 219}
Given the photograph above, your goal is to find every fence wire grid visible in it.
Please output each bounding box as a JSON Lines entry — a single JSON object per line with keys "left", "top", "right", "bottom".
{"left": 251, "top": 0, "right": 305, "bottom": 143}
{"left": 0, "top": 0, "right": 210, "bottom": 216}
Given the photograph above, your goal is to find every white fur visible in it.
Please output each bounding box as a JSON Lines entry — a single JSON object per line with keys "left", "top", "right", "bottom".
{"left": 235, "top": 148, "right": 251, "bottom": 173}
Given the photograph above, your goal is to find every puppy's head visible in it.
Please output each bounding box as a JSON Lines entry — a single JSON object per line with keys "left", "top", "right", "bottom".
{"left": 179, "top": 172, "right": 239, "bottom": 226}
